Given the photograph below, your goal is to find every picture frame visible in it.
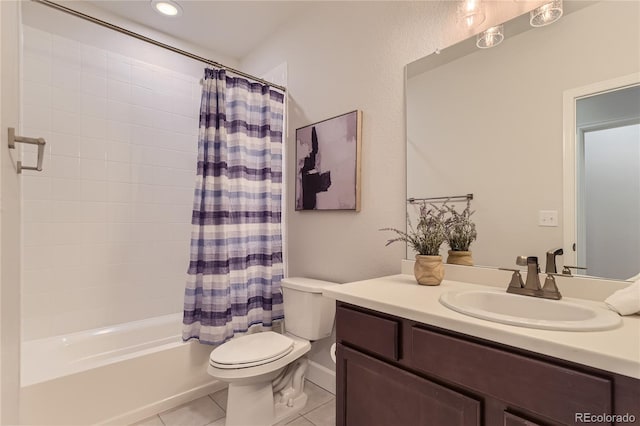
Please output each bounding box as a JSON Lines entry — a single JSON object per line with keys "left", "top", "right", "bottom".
{"left": 295, "top": 110, "right": 362, "bottom": 211}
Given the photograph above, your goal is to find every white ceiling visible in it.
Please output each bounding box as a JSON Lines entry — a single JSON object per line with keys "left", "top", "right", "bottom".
{"left": 74, "top": 1, "right": 309, "bottom": 60}
{"left": 50, "top": 1, "right": 548, "bottom": 66}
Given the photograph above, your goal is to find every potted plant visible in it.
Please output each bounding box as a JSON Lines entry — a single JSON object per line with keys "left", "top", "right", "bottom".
{"left": 381, "top": 202, "right": 447, "bottom": 285}
{"left": 443, "top": 200, "right": 477, "bottom": 266}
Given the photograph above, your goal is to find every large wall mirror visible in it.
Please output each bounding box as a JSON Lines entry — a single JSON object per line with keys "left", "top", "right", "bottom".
{"left": 406, "top": 1, "right": 640, "bottom": 281}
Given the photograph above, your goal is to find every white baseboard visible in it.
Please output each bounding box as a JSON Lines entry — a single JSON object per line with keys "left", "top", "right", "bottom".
{"left": 305, "top": 360, "right": 336, "bottom": 395}
{"left": 99, "top": 380, "right": 226, "bottom": 425}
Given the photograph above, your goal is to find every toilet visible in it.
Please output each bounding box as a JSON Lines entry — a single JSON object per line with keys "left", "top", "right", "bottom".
{"left": 207, "top": 277, "right": 337, "bottom": 426}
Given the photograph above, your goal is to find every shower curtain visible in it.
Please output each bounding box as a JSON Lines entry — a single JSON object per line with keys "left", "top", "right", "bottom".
{"left": 182, "top": 68, "right": 285, "bottom": 345}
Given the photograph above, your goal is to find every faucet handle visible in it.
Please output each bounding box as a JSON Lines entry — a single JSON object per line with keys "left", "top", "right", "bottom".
{"left": 499, "top": 268, "right": 524, "bottom": 289}
{"left": 517, "top": 256, "right": 540, "bottom": 274}
{"left": 562, "top": 265, "right": 587, "bottom": 276}
{"left": 517, "top": 256, "right": 539, "bottom": 266}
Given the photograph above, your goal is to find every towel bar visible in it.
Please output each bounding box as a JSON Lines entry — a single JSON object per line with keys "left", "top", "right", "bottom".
{"left": 8, "top": 127, "right": 46, "bottom": 174}
{"left": 407, "top": 193, "right": 473, "bottom": 204}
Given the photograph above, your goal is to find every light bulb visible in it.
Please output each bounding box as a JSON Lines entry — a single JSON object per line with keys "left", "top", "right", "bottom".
{"left": 476, "top": 24, "right": 504, "bottom": 49}
{"left": 530, "top": 0, "right": 563, "bottom": 27}
{"left": 458, "top": 0, "right": 486, "bottom": 29}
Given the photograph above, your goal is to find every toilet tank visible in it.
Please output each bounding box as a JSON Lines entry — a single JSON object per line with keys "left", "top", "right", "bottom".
{"left": 281, "top": 277, "right": 337, "bottom": 340}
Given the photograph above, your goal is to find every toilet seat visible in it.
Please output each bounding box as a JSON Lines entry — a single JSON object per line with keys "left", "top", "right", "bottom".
{"left": 210, "top": 331, "right": 294, "bottom": 369}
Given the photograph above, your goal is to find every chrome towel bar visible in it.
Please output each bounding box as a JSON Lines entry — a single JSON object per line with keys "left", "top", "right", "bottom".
{"left": 407, "top": 193, "right": 473, "bottom": 204}
{"left": 8, "top": 127, "right": 46, "bottom": 174}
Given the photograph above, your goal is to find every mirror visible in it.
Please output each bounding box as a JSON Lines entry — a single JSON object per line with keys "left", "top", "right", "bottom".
{"left": 406, "top": 1, "right": 640, "bottom": 281}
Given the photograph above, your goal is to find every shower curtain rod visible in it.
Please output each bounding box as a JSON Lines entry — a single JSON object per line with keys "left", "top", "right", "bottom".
{"left": 32, "top": 0, "right": 287, "bottom": 92}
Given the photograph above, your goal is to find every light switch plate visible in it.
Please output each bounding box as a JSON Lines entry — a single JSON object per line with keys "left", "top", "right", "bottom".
{"left": 539, "top": 210, "right": 559, "bottom": 227}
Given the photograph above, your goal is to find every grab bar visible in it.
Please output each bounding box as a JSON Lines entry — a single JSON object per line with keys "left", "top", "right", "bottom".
{"left": 8, "top": 127, "right": 46, "bottom": 174}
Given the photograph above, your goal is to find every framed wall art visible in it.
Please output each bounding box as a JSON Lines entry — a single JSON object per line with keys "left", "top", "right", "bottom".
{"left": 295, "top": 110, "right": 362, "bottom": 211}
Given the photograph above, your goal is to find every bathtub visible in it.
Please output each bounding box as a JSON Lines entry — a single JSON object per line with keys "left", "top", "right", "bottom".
{"left": 20, "top": 313, "right": 223, "bottom": 425}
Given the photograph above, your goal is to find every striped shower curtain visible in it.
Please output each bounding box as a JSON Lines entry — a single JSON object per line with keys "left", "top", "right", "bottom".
{"left": 182, "top": 68, "right": 285, "bottom": 345}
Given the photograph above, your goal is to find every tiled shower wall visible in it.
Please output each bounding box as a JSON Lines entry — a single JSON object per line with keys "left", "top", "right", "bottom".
{"left": 21, "top": 25, "right": 200, "bottom": 340}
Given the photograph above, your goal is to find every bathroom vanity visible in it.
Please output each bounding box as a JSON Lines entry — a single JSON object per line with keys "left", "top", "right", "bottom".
{"left": 324, "top": 274, "right": 640, "bottom": 426}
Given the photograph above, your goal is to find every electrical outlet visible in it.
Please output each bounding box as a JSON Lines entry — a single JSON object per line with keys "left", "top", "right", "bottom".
{"left": 539, "top": 210, "right": 558, "bottom": 227}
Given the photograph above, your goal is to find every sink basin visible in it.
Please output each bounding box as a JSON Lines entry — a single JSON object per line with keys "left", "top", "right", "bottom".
{"left": 439, "top": 290, "right": 622, "bottom": 331}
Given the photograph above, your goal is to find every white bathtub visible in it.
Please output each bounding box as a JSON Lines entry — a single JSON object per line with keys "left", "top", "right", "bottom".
{"left": 20, "top": 313, "right": 223, "bottom": 425}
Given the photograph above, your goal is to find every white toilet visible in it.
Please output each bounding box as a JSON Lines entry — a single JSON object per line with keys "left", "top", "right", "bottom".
{"left": 207, "top": 277, "right": 336, "bottom": 426}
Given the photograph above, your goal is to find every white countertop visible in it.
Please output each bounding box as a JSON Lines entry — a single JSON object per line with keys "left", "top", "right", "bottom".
{"left": 323, "top": 274, "right": 640, "bottom": 379}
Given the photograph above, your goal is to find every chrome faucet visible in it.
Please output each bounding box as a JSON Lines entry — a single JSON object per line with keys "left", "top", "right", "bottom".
{"left": 502, "top": 256, "right": 563, "bottom": 300}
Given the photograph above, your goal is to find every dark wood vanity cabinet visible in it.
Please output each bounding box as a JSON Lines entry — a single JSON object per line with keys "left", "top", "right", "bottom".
{"left": 339, "top": 345, "right": 480, "bottom": 426}
{"left": 335, "top": 302, "right": 640, "bottom": 426}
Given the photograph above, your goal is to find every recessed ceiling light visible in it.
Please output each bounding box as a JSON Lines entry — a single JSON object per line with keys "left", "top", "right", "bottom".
{"left": 151, "top": 0, "right": 183, "bottom": 17}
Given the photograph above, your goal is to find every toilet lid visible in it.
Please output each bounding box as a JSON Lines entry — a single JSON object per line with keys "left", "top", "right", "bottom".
{"left": 209, "top": 332, "right": 294, "bottom": 369}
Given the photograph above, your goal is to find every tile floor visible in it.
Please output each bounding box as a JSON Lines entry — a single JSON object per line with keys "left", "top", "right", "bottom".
{"left": 131, "top": 380, "right": 336, "bottom": 426}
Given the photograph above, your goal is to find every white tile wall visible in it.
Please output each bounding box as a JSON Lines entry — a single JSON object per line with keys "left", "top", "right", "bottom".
{"left": 21, "top": 26, "right": 201, "bottom": 340}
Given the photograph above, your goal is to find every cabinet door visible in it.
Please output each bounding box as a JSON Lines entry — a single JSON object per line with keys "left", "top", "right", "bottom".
{"left": 504, "top": 411, "right": 548, "bottom": 426}
{"left": 337, "top": 344, "right": 480, "bottom": 426}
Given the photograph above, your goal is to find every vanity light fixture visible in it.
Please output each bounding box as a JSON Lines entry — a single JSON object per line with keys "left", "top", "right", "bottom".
{"left": 530, "top": 0, "right": 563, "bottom": 27}
{"left": 458, "top": 0, "right": 486, "bottom": 29}
{"left": 476, "top": 24, "right": 504, "bottom": 49}
{"left": 151, "top": 0, "right": 183, "bottom": 17}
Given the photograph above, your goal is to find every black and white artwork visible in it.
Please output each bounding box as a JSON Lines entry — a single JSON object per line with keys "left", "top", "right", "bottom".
{"left": 295, "top": 111, "right": 362, "bottom": 211}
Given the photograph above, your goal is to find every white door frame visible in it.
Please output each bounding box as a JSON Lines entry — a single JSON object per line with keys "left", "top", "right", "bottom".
{"left": 1, "top": 1, "right": 23, "bottom": 423}
{"left": 562, "top": 73, "right": 640, "bottom": 268}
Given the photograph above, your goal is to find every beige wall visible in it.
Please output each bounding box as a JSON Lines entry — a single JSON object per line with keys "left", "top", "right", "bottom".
{"left": 1, "top": 1, "right": 22, "bottom": 423}
{"left": 241, "top": 1, "right": 537, "bottom": 373}
{"left": 242, "top": 1, "right": 535, "bottom": 284}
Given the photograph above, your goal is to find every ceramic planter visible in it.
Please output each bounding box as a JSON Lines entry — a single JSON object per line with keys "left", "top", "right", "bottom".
{"left": 446, "top": 250, "right": 474, "bottom": 266}
{"left": 414, "top": 255, "right": 445, "bottom": 286}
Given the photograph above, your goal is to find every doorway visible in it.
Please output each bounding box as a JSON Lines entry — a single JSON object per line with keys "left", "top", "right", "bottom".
{"left": 578, "top": 122, "right": 640, "bottom": 280}
{"left": 564, "top": 79, "right": 640, "bottom": 280}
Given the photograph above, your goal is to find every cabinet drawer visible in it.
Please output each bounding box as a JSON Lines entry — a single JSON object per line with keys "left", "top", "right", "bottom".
{"left": 411, "top": 327, "right": 612, "bottom": 425}
{"left": 336, "top": 305, "right": 400, "bottom": 360}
